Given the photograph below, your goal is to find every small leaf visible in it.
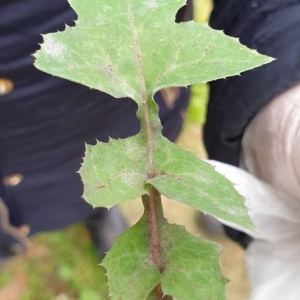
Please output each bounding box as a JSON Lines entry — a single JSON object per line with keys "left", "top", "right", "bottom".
{"left": 160, "top": 223, "right": 226, "bottom": 300}
{"left": 102, "top": 214, "right": 161, "bottom": 300}
{"left": 150, "top": 137, "right": 253, "bottom": 229}
{"left": 80, "top": 135, "right": 148, "bottom": 208}
{"left": 103, "top": 213, "right": 225, "bottom": 300}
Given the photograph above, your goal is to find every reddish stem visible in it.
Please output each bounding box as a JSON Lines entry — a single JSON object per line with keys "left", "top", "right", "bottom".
{"left": 146, "top": 187, "right": 164, "bottom": 271}
{"left": 142, "top": 188, "right": 174, "bottom": 300}
{"left": 143, "top": 186, "right": 167, "bottom": 300}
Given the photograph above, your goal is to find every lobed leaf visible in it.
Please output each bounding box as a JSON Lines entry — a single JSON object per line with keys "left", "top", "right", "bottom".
{"left": 80, "top": 135, "right": 148, "bottom": 208}
{"left": 34, "top": 0, "right": 272, "bottom": 104}
{"left": 80, "top": 133, "right": 252, "bottom": 229}
{"left": 103, "top": 213, "right": 225, "bottom": 300}
{"left": 160, "top": 222, "right": 226, "bottom": 300}
{"left": 34, "top": 1, "right": 270, "bottom": 298}
{"left": 35, "top": 0, "right": 271, "bottom": 229}
{"left": 150, "top": 137, "right": 253, "bottom": 229}
{"left": 102, "top": 214, "right": 160, "bottom": 300}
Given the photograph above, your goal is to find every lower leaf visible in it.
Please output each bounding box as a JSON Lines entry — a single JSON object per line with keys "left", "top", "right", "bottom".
{"left": 102, "top": 208, "right": 226, "bottom": 300}
{"left": 160, "top": 222, "right": 226, "bottom": 300}
{"left": 101, "top": 214, "right": 161, "bottom": 300}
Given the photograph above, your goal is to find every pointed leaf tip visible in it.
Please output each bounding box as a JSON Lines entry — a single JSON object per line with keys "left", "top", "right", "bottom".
{"left": 35, "top": 0, "right": 272, "bottom": 102}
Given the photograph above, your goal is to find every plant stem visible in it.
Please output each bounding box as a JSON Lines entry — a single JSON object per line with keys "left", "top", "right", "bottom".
{"left": 143, "top": 187, "right": 166, "bottom": 300}
{"left": 142, "top": 188, "right": 173, "bottom": 300}
{"left": 131, "top": 8, "right": 169, "bottom": 294}
{"left": 143, "top": 187, "right": 164, "bottom": 271}
{"left": 128, "top": 2, "right": 155, "bottom": 178}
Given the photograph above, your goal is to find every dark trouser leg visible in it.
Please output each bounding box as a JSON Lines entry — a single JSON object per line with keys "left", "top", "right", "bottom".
{"left": 85, "top": 206, "right": 128, "bottom": 258}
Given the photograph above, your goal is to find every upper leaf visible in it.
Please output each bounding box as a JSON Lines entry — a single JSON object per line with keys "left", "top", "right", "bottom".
{"left": 34, "top": 0, "right": 272, "bottom": 103}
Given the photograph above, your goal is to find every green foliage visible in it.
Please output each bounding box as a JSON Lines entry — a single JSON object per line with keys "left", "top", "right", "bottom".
{"left": 149, "top": 137, "right": 253, "bottom": 228}
{"left": 35, "top": 0, "right": 269, "bottom": 101}
{"left": 103, "top": 209, "right": 225, "bottom": 300}
{"left": 160, "top": 223, "right": 225, "bottom": 300}
{"left": 81, "top": 134, "right": 252, "bottom": 229}
{"left": 0, "top": 225, "right": 108, "bottom": 300}
{"left": 35, "top": 0, "right": 271, "bottom": 299}
{"left": 187, "top": 84, "right": 209, "bottom": 125}
{"left": 103, "top": 213, "right": 161, "bottom": 300}
{"left": 80, "top": 135, "right": 148, "bottom": 208}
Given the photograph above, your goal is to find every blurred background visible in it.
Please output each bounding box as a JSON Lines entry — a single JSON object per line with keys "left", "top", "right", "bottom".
{"left": 0, "top": 1, "right": 250, "bottom": 299}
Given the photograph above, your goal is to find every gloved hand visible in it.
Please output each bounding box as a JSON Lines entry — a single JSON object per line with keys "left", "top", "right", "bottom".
{"left": 207, "top": 83, "right": 300, "bottom": 300}
{"left": 240, "top": 83, "right": 300, "bottom": 203}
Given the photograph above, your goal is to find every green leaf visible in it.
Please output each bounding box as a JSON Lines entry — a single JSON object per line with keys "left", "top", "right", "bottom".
{"left": 80, "top": 133, "right": 252, "bottom": 228}
{"left": 34, "top": 0, "right": 272, "bottom": 105}
{"left": 102, "top": 213, "right": 161, "bottom": 300}
{"left": 34, "top": 2, "right": 269, "bottom": 297}
{"left": 150, "top": 137, "right": 253, "bottom": 229}
{"left": 80, "top": 135, "right": 148, "bottom": 208}
{"left": 35, "top": 0, "right": 270, "bottom": 227}
{"left": 160, "top": 223, "right": 226, "bottom": 300}
{"left": 103, "top": 212, "right": 225, "bottom": 300}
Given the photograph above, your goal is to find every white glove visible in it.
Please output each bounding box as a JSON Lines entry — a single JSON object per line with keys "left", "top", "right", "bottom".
{"left": 207, "top": 83, "right": 300, "bottom": 300}
{"left": 240, "top": 83, "right": 300, "bottom": 202}
{"left": 209, "top": 160, "right": 300, "bottom": 300}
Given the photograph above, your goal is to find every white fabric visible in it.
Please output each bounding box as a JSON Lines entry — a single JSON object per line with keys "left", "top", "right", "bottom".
{"left": 240, "top": 84, "right": 300, "bottom": 201}
{"left": 207, "top": 83, "right": 300, "bottom": 300}
{"left": 208, "top": 160, "right": 300, "bottom": 300}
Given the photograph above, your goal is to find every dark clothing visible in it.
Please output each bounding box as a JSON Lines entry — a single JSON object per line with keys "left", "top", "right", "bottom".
{"left": 204, "top": 0, "right": 300, "bottom": 166}
{"left": 205, "top": 0, "right": 300, "bottom": 248}
{"left": 0, "top": 0, "right": 190, "bottom": 256}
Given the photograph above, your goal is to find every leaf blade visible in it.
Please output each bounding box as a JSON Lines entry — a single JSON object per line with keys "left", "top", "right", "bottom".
{"left": 80, "top": 132, "right": 252, "bottom": 229}
{"left": 102, "top": 215, "right": 160, "bottom": 300}
{"left": 160, "top": 223, "right": 226, "bottom": 300}
{"left": 35, "top": 0, "right": 272, "bottom": 103}
{"left": 150, "top": 137, "right": 253, "bottom": 229}
{"left": 103, "top": 212, "right": 226, "bottom": 300}
{"left": 79, "top": 136, "right": 148, "bottom": 208}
